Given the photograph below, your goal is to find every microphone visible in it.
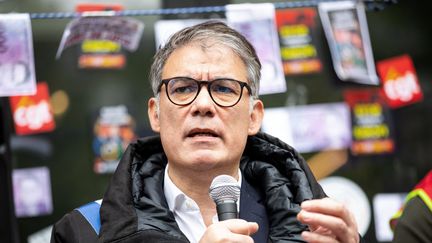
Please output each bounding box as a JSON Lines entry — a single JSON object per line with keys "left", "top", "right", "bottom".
{"left": 209, "top": 174, "right": 240, "bottom": 221}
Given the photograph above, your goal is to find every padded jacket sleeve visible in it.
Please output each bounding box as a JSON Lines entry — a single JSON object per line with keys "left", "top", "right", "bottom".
{"left": 50, "top": 210, "right": 98, "bottom": 243}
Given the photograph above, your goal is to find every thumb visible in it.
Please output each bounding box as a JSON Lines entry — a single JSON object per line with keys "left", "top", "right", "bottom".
{"left": 220, "top": 219, "right": 259, "bottom": 235}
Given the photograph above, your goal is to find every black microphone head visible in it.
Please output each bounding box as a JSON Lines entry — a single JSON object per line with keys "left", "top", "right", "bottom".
{"left": 209, "top": 174, "right": 240, "bottom": 205}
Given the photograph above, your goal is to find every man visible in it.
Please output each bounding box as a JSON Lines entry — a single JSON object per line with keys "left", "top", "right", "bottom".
{"left": 51, "top": 21, "right": 360, "bottom": 243}
{"left": 391, "top": 170, "right": 432, "bottom": 243}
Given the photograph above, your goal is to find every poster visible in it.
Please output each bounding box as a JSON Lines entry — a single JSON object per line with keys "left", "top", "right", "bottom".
{"left": 12, "top": 167, "right": 53, "bottom": 218}
{"left": 9, "top": 82, "right": 56, "bottom": 135}
{"left": 377, "top": 54, "right": 423, "bottom": 108}
{"left": 372, "top": 193, "right": 407, "bottom": 242}
{"left": 275, "top": 8, "right": 322, "bottom": 75}
{"left": 56, "top": 16, "right": 144, "bottom": 59}
{"left": 344, "top": 88, "right": 395, "bottom": 155}
{"left": 28, "top": 226, "right": 53, "bottom": 243}
{"left": 319, "top": 1, "right": 379, "bottom": 85}
{"left": 226, "top": 3, "right": 287, "bottom": 95}
{"left": 0, "top": 13, "right": 36, "bottom": 97}
{"left": 262, "top": 102, "right": 351, "bottom": 153}
{"left": 92, "top": 105, "right": 137, "bottom": 174}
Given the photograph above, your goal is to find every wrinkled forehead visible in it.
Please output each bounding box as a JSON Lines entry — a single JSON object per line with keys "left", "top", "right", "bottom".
{"left": 162, "top": 42, "right": 248, "bottom": 81}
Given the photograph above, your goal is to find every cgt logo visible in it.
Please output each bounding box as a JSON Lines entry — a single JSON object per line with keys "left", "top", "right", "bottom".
{"left": 14, "top": 99, "right": 53, "bottom": 130}
{"left": 377, "top": 55, "right": 423, "bottom": 108}
{"left": 383, "top": 71, "right": 421, "bottom": 102}
{"left": 10, "top": 82, "right": 55, "bottom": 135}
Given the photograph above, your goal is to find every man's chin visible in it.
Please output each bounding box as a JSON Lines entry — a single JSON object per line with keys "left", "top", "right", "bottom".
{"left": 185, "top": 156, "right": 225, "bottom": 170}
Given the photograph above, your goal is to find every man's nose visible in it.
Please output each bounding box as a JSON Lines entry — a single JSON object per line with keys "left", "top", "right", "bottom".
{"left": 191, "top": 85, "right": 216, "bottom": 116}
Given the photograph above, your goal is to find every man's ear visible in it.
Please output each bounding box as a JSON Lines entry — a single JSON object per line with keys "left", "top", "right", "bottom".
{"left": 248, "top": 99, "right": 264, "bottom": 135}
{"left": 148, "top": 97, "right": 160, "bottom": 132}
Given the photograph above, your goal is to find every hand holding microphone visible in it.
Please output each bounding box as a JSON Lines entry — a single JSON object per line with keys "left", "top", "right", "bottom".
{"left": 199, "top": 175, "right": 258, "bottom": 243}
{"left": 209, "top": 174, "right": 240, "bottom": 221}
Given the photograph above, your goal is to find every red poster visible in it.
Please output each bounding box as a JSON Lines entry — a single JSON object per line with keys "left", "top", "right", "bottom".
{"left": 9, "top": 82, "right": 56, "bottom": 135}
{"left": 377, "top": 55, "right": 423, "bottom": 108}
{"left": 75, "top": 3, "right": 123, "bottom": 12}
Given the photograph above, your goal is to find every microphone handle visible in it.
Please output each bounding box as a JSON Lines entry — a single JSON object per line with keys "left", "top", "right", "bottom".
{"left": 216, "top": 202, "right": 238, "bottom": 221}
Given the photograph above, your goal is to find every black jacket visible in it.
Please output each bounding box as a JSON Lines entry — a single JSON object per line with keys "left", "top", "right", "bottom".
{"left": 51, "top": 132, "right": 326, "bottom": 243}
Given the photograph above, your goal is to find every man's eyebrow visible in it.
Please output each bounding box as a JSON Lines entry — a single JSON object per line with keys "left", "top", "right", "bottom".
{"left": 211, "top": 75, "right": 237, "bottom": 80}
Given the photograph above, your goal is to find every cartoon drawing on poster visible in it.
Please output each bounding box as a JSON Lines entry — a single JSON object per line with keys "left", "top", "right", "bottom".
{"left": 92, "top": 105, "right": 137, "bottom": 174}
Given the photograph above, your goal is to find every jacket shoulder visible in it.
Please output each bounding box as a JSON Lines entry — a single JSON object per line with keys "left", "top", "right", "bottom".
{"left": 51, "top": 209, "right": 99, "bottom": 243}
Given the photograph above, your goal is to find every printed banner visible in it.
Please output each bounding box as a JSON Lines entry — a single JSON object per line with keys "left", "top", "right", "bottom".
{"left": 344, "top": 88, "right": 395, "bottom": 155}
{"left": 0, "top": 14, "right": 36, "bottom": 97}
{"left": 319, "top": 1, "right": 378, "bottom": 85}
{"left": 56, "top": 16, "right": 144, "bottom": 58}
{"left": 262, "top": 102, "right": 351, "bottom": 153}
{"left": 9, "top": 82, "right": 56, "bottom": 135}
{"left": 275, "top": 8, "right": 322, "bottom": 75}
{"left": 12, "top": 167, "right": 53, "bottom": 218}
{"left": 226, "top": 3, "right": 287, "bottom": 95}
{"left": 377, "top": 54, "right": 423, "bottom": 108}
{"left": 92, "top": 105, "right": 137, "bottom": 174}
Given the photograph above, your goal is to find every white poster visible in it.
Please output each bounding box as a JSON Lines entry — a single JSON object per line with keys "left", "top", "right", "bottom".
{"left": 0, "top": 14, "right": 36, "bottom": 97}
{"left": 57, "top": 16, "right": 144, "bottom": 58}
{"left": 373, "top": 193, "right": 407, "bottom": 242}
{"left": 319, "top": 1, "right": 379, "bottom": 85}
{"left": 262, "top": 102, "right": 351, "bottom": 153}
{"left": 226, "top": 3, "right": 287, "bottom": 95}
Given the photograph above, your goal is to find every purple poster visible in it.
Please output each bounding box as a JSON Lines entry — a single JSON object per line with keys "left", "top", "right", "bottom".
{"left": 12, "top": 167, "right": 53, "bottom": 218}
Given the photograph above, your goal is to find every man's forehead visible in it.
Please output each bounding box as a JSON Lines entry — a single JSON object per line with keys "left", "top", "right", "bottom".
{"left": 163, "top": 43, "right": 245, "bottom": 70}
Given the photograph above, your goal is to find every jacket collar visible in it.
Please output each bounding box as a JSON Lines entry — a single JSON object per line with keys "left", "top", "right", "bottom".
{"left": 99, "top": 132, "right": 325, "bottom": 242}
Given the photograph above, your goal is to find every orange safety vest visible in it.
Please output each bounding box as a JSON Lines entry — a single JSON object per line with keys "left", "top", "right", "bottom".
{"left": 390, "top": 170, "right": 432, "bottom": 230}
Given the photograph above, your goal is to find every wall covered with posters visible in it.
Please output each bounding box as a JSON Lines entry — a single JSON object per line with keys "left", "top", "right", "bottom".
{"left": 1, "top": 0, "right": 432, "bottom": 242}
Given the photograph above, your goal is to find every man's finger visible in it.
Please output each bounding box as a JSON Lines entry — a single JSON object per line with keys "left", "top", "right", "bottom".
{"left": 297, "top": 209, "right": 359, "bottom": 243}
{"left": 298, "top": 210, "right": 348, "bottom": 237}
{"left": 301, "top": 231, "right": 338, "bottom": 243}
{"left": 301, "top": 198, "right": 356, "bottom": 228}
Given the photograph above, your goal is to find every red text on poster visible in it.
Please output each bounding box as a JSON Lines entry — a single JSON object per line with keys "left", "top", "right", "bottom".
{"left": 9, "top": 82, "right": 55, "bottom": 135}
{"left": 377, "top": 54, "right": 423, "bottom": 108}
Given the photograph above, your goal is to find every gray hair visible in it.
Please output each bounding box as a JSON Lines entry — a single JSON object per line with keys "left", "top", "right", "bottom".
{"left": 149, "top": 20, "right": 261, "bottom": 99}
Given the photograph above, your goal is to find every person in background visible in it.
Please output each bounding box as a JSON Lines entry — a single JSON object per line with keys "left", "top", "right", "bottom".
{"left": 391, "top": 170, "right": 432, "bottom": 243}
{"left": 51, "top": 20, "right": 361, "bottom": 243}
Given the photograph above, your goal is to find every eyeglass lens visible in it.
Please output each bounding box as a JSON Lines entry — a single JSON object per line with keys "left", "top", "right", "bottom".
{"left": 166, "top": 78, "right": 244, "bottom": 107}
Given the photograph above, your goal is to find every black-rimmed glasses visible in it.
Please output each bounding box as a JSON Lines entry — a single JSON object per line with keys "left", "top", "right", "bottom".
{"left": 158, "top": 77, "right": 251, "bottom": 107}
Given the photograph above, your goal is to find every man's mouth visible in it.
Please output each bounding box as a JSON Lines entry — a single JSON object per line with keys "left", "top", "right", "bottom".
{"left": 187, "top": 129, "right": 219, "bottom": 138}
